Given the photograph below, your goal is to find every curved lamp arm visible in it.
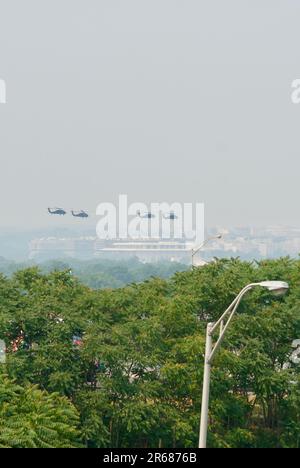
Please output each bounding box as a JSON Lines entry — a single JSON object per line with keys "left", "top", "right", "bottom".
{"left": 192, "top": 235, "right": 222, "bottom": 257}
{"left": 208, "top": 284, "right": 257, "bottom": 364}
{"left": 207, "top": 281, "right": 289, "bottom": 365}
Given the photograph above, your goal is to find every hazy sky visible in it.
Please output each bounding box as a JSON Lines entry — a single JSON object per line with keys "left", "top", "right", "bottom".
{"left": 1, "top": 1, "right": 300, "bottom": 230}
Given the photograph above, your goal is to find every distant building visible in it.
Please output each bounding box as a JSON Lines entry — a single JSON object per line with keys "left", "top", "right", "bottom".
{"left": 29, "top": 225, "right": 300, "bottom": 262}
{"left": 29, "top": 237, "right": 192, "bottom": 263}
{"left": 29, "top": 237, "right": 95, "bottom": 260}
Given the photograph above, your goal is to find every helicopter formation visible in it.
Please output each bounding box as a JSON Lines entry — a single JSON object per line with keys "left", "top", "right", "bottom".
{"left": 48, "top": 208, "right": 89, "bottom": 218}
{"left": 137, "top": 210, "right": 178, "bottom": 220}
{"left": 48, "top": 208, "right": 178, "bottom": 220}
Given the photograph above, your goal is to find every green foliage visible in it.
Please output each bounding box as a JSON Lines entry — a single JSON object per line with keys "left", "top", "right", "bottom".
{"left": 0, "top": 257, "right": 188, "bottom": 289}
{"left": 0, "top": 374, "right": 81, "bottom": 448}
{"left": 0, "top": 257, "right": 300, "bottom": 447}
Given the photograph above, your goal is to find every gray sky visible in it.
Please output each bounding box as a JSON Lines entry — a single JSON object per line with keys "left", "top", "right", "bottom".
{"left": 0, "top": 0, "right": 300, "bottom": 229}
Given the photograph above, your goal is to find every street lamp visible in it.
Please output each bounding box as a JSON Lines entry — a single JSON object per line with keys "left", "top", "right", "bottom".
{"left": 0, "top": 339, "right": 6, "bottom": 364}
{"left": 199, "top": 280, "right": 289, "bottom": 449}
{"left": 191, "top": 234, "right": 222, "bottom": 268}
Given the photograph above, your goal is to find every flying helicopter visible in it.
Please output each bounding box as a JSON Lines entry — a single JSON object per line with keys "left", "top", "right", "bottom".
{"left": 71, "top": 210, "right": 89, "bottom": 218}
{"left": 136, "top": 210, "right": 155, "bottom": 219}
{"left": 163, "top": 211, "right": 178, "bottom": 220}
{"left": 48, "top": 207, "right": 67, "bottom": 216}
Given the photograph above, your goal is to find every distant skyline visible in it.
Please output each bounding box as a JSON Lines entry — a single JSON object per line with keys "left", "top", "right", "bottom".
{"left": 1, "top": 1, "right": 300, "bottom": 230}
{"left": 1, "top": 221, "right": 300, "bottom": 262}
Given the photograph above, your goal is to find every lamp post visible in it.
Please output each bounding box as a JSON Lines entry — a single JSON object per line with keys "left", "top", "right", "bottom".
{"left": 0, "top": 340, "right": 6, "bottom": 364}
{"left": 199, "top": 280, "right": 289, "bottom": 449}
{"left": 191, "top": 234, "right": 222, "bottom": 268}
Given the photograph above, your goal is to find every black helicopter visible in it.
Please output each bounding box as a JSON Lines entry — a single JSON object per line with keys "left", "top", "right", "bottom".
{"left": 48, "top": 207, "right": 67, "bottom": 216}
{"left": 136, "top": 210, "right": 155, "bottom": 219}
{"left": 71, "top": 210, "right": 89, "bottom": 218}
{"left": 163, "top": 211, "right": 178, "bottom": 220}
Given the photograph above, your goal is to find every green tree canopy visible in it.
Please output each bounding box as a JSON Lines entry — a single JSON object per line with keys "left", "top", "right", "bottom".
{"left": 0, "top": 257, "right": 299, "bottom": 448}
{"left": 0, "top": 374, "right": 81, "bottom": 448}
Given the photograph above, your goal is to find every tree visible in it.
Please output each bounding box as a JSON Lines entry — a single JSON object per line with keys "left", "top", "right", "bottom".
{"left": 0, "top": 374, "right": 82, "bottom": 448}
{"left": 0, "top": 258, "right": 300, "bottom": 448}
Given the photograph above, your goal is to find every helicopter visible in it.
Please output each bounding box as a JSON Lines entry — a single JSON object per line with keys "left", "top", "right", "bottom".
{"left": 136, "top": 210, "right": 155, "bottom": 219}
{"left": 71, "top": 210, "right": 89, "bottom": 218}
{"left": 163, "top": 211, "right": 178, "bottom": 220}
{"left": 48, "top": 207, "right": 67, "bottom": 216}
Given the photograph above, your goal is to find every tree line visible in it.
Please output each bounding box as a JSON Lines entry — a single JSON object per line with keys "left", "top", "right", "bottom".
{"left": 0, "top": 257, "right": 299, "bottom": 448}
{"left": 0, "top": 257, "right": 188, "bottom": 289}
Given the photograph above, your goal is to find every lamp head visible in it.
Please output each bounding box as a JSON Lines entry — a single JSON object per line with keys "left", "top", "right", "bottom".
{"left": 258, "top": 281, "right": 289, "bottom": 297}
